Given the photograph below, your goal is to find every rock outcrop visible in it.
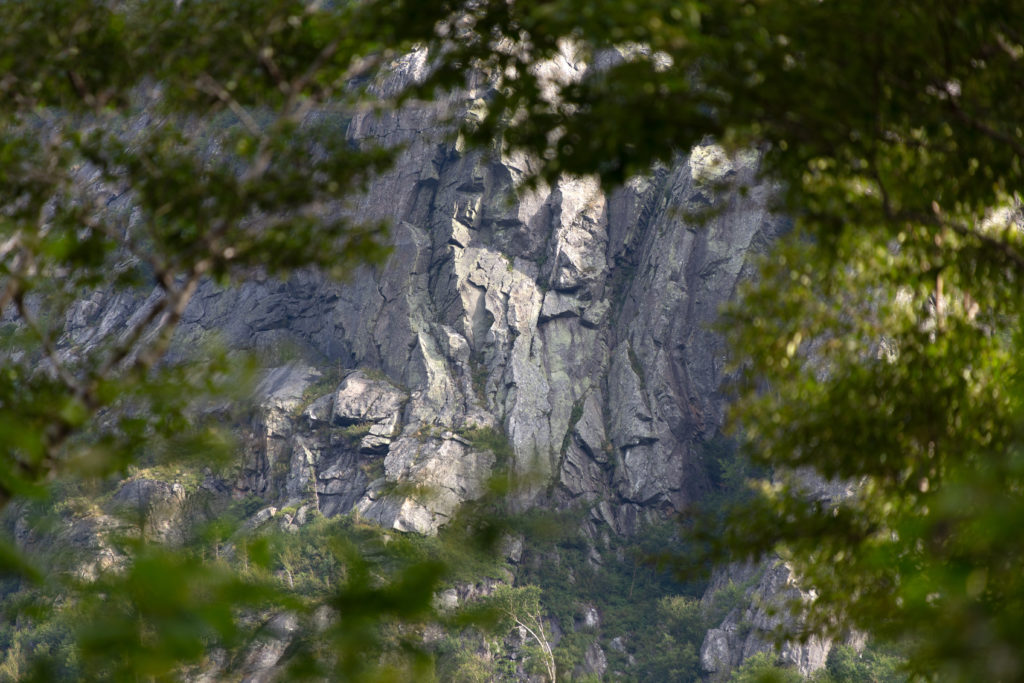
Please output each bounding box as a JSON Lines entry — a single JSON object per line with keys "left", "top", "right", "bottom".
{"left": 699, "top": 561, "right": 831, "bottom": 679}
{"left": 698, "top": 474, "right": 864, "bottom": 678}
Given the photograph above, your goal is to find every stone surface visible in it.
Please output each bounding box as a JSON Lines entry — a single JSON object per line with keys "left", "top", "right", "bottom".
{"left": 701, "top": 628, "right": 732, "bottom": 674}
{"left": 237, "top": 613, "right": 300, "bottom": 683}
{"left": 110, "top": 478, "right": 188, "bottom": 545}
{"left": 333, "top": 371, "right": 408, "bottom": 426}
{"left": 175, "top": 132, "right": 779, "bottom": 538}
{"left": 699, "top": 560, "right": 840, "bottom": 679}
{"left": 110, "top": 83, "right": 783, "bottom": 537}
{"left": 697, "top": 473, "right": 864, "bottom": 678}
{"left": 582, "top": 640, "right": 608, "bottom": 677}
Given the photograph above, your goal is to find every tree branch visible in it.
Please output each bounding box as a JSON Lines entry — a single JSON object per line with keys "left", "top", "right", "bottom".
{"left": 196, "top": 73, "right": 266, "bottom": 138}
{"left": 928, "top": 201, "right": 1024, "bottom": 272}
{"left": 507, "top": 611, "right": 556, "bottom": 682}
{"left": 944, "top": 94, "right": 1024, "bottom": 163}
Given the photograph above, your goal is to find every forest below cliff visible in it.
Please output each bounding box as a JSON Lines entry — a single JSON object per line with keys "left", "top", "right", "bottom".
{"left": 2, "top": 1, "right": 1023, "bottom": 681}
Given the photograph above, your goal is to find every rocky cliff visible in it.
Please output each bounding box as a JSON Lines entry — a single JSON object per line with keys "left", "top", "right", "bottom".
{"left": 55, "top": 56, "right": 838, "bottom": 678}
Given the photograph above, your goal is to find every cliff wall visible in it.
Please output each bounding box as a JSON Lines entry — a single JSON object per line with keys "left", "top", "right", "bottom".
{"left": 57, "top": 58, "right": 829, "bottom": 678}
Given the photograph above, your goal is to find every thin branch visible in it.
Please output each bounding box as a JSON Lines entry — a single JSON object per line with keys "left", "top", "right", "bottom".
{"left": 65, "top": 70, "right": 95, "bottom": 108}
{"left": 259, "top": 47, "right": 287, "bottom": 93}
{"left": 290, "top": 38, "right": 340, "bottom": 98}
{"left": 507, "top": 611, "right": 556, "bottom": 682}
{"left": 196, "top": 73, "right": 265, "bottom": 138}
{"left": 944, "top": 94, "right": 1024, "bottom": 163}
{"left": 341, "top": 53, "right": 385, "bottom": 86}
{"left": 0, "top": 237, "right": 26, "bottom": 314}
{"left": 132, "top": 262, "right": 208, "bottom": 373}
{"left": 0, "top": 277, "right": 20, "bottom": 316}
{"left": 0, "top": 232, "right": 22, "bottom": 261}
{"left": 928, "top": 202, "right": 1024, "bottom": 272}
{"left": 868, "top": 164, "right": 894, "bottom": 221}
{"left": 95, "top": 291, "right": 172, "bottom": 379}
{"left": 13, "top": 291, "right": 85, "bottom": 399}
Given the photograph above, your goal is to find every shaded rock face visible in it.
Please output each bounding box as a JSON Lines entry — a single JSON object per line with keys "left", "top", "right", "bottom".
{"left": 698, "top": 475, "right": 864, "bottom": 678}
{"left": 109, "top": 478, "right": 188, "bottom": 545}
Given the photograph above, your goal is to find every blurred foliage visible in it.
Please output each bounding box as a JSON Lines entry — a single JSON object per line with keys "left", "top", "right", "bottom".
{"left": 0, "top": 0, "right": 421, "bottom": 511}
{"left": 0, "top": 1, "right": 472, "bottom": 679}
{"left": 728, "top": 652, "right": 803, "bottom": 683}
{"left": 823, "top": 644, "right": 907, "bottom": 683}
{"left": 405, "top": 1, "right": 1024, "bottom": 681}
{"left": 476, "top": 2, "right": 1024, "bottom": 681}
{"left": 1, "top": 506, "right": 515, "bottom": 681}
{"left": 722, "top": 643, "right": 907, "bottom": 683}
{"left": 409, "top": 1, "right": 1024, "bottom": 679}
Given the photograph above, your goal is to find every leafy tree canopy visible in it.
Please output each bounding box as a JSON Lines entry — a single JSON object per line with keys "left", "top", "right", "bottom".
{"left": 0, "top": 1, "right": 489, "bottom": 679}
{"left": 429, "top": 1, "right": 1024, "bottom": 680}
{"left": 417, "top": 0, "right": 1024, "bottom": 679}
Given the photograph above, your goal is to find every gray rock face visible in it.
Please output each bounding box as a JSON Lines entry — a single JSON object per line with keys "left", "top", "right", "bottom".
{"left": 63, "top": 103, "right": 781, "bottom": 539}
{"left": 165, "top": 131, "right": 782, "bottom": 537}
{"left": 357, "top": 431, "right": 494, "bottom": 534}
{"left": 90, "top": 108, "right": 783, "bottom": 545}
{"left": 582, "top": 640, "right": 608, "bottom": 677}
{"left": 698, "top": 474, "right": 863, "bottom": 677}
{"left": 331, "top": 371, "right": 408, "bottom": 452}
{"left": 236, "top": 613, "right": 300, "bottom": 683}
{"left": 109, "top": 478, "right": 188, "bottom": 545}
